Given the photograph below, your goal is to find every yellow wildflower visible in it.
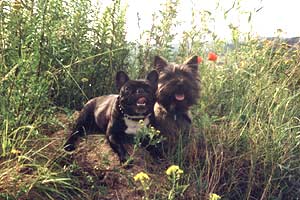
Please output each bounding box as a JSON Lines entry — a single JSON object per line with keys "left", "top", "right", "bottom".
{"left": 166, "top": 165, "right": 184, "bottom": 176}
{"left": 134, "top": 172, "right": 150, "bottom": 183}
{"left": 11, "top": 148, "right": 21, "bottom": 155}
{"left": 138, "top": 120, "right": 145, "bottom": 126}
{"left": 209, "top": 193, "right": 221, "bottom": 200}
{"left": 81, "top": 78, "right": 89, "bottom": 82}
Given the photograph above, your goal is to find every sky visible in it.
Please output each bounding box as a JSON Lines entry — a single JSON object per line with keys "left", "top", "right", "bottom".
{"left": 124, "top": 0, "right": 300, "bottom": 42}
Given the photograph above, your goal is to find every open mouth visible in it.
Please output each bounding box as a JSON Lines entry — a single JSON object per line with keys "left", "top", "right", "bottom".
{"left": 175, "top": 93, "right": 185, "bottom": 101}
{"left": 136, "top": 97, "right": 147, "bottom": 107}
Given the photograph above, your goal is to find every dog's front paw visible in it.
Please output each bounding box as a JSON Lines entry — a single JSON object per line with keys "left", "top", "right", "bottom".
{"left": 122, "top": 159, "right": 134, "bottom": 169}
{"left": 119, "top": 153, "right": 134, "bottom": 168}
{"left": 147, "top": 145, "right": 165, "bottom": 161}
{"left": 63, "top": 143, "right": 76, "bottom": 152}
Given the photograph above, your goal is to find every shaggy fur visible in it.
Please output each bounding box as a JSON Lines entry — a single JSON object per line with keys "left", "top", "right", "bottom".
{"left": 153, "top": 55, "right": 200, "bottom": 151}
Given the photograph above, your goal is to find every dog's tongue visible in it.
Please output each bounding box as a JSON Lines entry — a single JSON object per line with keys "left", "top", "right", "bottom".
{"left": 175, "top": 93, "right": 185, "bottom": 101}
{"left": 137, "top": 97, "right": 147, "bottom": 105}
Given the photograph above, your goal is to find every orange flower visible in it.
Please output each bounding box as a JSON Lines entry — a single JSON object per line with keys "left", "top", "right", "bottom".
{"left": 197, "top": 56, "right": 203, "bottom": 64}
{"left": 208, "top": 52, "right": 217, "bottom": 62}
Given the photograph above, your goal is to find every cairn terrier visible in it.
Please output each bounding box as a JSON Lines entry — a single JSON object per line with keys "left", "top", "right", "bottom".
{"left": 153, "top": 55, "right": 200, "bottom": 152}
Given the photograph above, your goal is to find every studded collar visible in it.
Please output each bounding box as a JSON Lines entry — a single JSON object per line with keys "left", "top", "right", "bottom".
{"left": 117, "top": 96, "right": 151, "bottom": 121}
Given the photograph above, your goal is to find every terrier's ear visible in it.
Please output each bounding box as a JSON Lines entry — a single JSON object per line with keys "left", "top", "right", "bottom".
{"left": 146, "top": 70, "right": 159, "bottom": 88}
{"left": 115, "top": 71, "right": 129, "bottom": 91}
{"left": 183, "top": 55, "right": 199, "bottom": 71}
{"left": 154, "top": 56, "right": 168, "bottom": 71}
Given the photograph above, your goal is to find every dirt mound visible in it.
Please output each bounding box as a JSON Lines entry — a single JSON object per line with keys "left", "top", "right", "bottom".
{"left": 2, "top": 112, "right": 202, "bottom": 199}
{"left": 48, "top": 113, "right": 170, "bottom": 199}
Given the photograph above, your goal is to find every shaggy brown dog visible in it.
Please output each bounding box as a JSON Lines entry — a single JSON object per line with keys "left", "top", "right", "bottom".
{"left": 153, "top": 55, "right": 200, "bottom": 153}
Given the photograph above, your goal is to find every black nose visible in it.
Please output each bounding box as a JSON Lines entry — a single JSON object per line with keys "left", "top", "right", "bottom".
{"left": 136, "top": 88, "right": 144, "bottom": 94}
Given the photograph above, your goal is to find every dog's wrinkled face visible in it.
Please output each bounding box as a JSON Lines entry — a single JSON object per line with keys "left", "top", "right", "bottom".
{"left": 116, "top": 70, "right": 158, "bottom": 115}
{"left": 154, "top": 56, "right": 200, "bottom": 113}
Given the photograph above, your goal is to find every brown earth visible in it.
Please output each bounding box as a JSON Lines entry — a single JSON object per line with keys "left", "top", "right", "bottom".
{"left": 46, "top": 112, "right": 172, "bottom": 199}
{"left": 1, "top": 112, "right": 203, "bottom": 199}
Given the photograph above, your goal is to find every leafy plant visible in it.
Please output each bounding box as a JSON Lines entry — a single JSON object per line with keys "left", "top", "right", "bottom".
{"left": 1, "top": 0, "right": 300, "bottom": 199}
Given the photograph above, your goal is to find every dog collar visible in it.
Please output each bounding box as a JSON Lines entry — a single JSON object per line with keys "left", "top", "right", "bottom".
{"left": 124, "top": 113, "right": 151, "bottom": 121}
{"left": 117, "top": 96, "right": 150, "bottom": 121}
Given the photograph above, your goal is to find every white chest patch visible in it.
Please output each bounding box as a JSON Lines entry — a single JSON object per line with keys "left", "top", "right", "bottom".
{"left": 124, "top": 117, "right": 150, "bottom": 135}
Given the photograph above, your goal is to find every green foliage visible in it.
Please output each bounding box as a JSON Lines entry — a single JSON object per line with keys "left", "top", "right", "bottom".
{"left": 1, "top": 0, "right": 129, "bottom": 112}
{"left": 197, "top": 38, "right": 300, "bottom": 199}
{"left": 0, "top": 0, "right": 129, "bottom": 198}
{"left": 1, "top": 0, "right": 300, "bottom": 199}
{"left": 131, "top": 0, "right": 180, "bottom": 77}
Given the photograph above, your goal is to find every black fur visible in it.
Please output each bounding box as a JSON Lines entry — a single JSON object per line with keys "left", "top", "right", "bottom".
{"left": 64, "top": 70, "right": 158, "bottom": 163}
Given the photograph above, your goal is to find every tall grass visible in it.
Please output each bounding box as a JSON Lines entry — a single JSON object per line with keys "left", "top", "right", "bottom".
{"left": 193, "top": 38, "right": 300, "bottom": 199}
{"left": 1, "top": 0, "right": 300, "bottom": 199}
{"left": 1, "top": 0, "right": 128, "bottom": 198}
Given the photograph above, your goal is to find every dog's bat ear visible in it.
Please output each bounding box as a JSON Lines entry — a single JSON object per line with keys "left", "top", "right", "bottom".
{"left": 116, "top": 71, "right": 129, "bottom": 90}
{"left": 146, "top": 70, "right": 159, "bottom": 87}
{"left": 154, "top": 56, "right": 168, "bottom": 71}
{"left": 183, "top": 55, "right": 199, "bottom": 71}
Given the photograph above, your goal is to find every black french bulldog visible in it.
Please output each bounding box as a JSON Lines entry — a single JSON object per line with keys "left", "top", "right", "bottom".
{"left": 64, "top": 70, "right": 159, "bottom": 163}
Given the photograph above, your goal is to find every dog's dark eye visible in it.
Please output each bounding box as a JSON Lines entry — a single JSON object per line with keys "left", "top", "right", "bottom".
{"left": 124, "top": 87, "right": 130, "bottom": 92}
